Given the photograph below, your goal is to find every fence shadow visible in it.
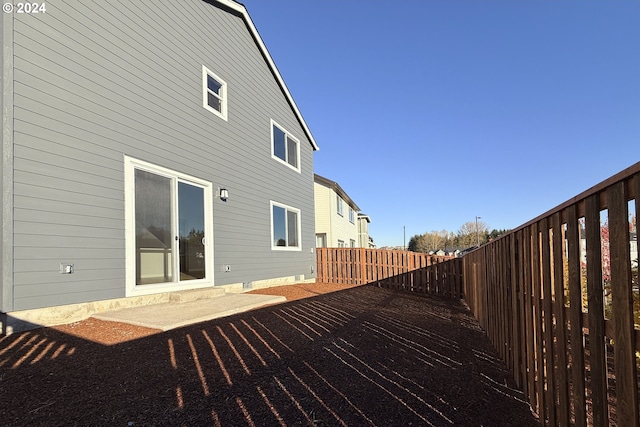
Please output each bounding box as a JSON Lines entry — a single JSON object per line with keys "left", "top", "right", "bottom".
{"left": 1, "top": 285, "right": 539, "bottom": 426}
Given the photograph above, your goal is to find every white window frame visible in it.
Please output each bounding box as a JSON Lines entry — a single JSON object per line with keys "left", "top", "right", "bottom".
{"left": 124, "top": 156, "right": 214, "bottom": 297}
{"left": 202, "top": 65, "right": 228, "bottom": 121}
{"left": 338, "top": 240, "right": 345, "bottom": 248}
{"left": 337, "top": 195, "right": 344, "bottom": 216}
{"left": 349, "top": 207, "right": 355, "bottom": 223}
{"left": 271, "top": 119, "right": 301, "bottom": 173}
{"left": 270, "top": 200, "right": 302, "bottom": 251}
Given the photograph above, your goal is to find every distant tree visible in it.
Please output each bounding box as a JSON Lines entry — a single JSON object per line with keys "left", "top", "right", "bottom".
{"left": 407, "top": 235, "right": 420, "bottom": 252}
{"left": 408, "top": 230, "right": 454, "bottom": 253}
{"left": 409, "top": 222, "right": 511, "bottom": 253}
{"left": 457, "top": 220, "right": 489, "bottom": 248}
{"left": 488, "top": 229, "right": 510, "bottom": 241}
{"left": 423, "top": 230, "right": 449, "bottom": 251}
{"left": 407, "top": 234, "right": 430, "bottom": 253}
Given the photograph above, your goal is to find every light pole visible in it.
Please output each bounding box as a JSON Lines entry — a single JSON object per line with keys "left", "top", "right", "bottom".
{"left": 475, "top": 216, "right": 481, "bottom": 246}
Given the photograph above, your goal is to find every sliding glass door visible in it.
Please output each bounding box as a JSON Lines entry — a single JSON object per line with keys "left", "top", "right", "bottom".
{"left": 132, "top": 164, "right": 210, "bottom": 287}
{"left": 178, "top": 182, "right": 205, "bottom": 281}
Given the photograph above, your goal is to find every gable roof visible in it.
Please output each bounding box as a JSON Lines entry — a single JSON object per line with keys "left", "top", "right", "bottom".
{"left": 206, "top": 0, "right": 319, "bottom": 151}
{"left": 314, "top": 174, "right": 360, "bottom": 211}
{"left": 358, "top": 213, "right": 371, "bottom": 223}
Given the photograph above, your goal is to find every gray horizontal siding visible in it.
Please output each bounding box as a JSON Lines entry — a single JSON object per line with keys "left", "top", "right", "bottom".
{"left": 14, "top": 197, "right": 123, "bottom": 220}
{"left": 14, "top": 247, "right": 124, "bottom": 261}
{"left": 15, "top": 269, "right": 124, "bottom": 289}
{"left": 15, "top": 288, "right": 127, "bottom": 310}
{"left": 14, "top": 258, "right": 123, "bottom": 273}
{"left": 11, "top": 0, "right": 316, "bottom": 310}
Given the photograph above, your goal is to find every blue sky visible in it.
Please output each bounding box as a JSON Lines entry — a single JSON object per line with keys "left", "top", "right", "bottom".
{"left": 242, "top": 0, "right": 640, "bottom": 248}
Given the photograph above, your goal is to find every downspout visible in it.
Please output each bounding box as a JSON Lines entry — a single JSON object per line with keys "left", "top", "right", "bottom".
{"left": 327, "top": 188, "right": 332, "bottom": 247}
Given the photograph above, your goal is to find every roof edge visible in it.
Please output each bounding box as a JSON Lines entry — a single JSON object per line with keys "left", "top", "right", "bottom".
{"left": 314, "top": 174, "right": 360, "bottom": 211}
{"left": 211, "top": 0, "right": 319, "bottom": 151}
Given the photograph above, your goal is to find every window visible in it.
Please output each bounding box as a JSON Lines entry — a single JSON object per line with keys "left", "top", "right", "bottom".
{"left": 337, "top": 195, "right": 343, "bottom": 216}
{"left": 338, "top": 240, "right": 345, "bottom": 248}
{"left": 349, "top": 207, "right": 355, "bottom": 223}
{"left": 203, "top": 65, "right": 227, "bottom": 120}
{"left": 350, "top": 239, "right": 356, "bottom": 248}
{"left": 271, "top": 201, "right": 301, "bottom": 250}
{"left": 271, "top": 120, "right": 300, "bottom": 172}
{"left": 125, "top": 157, "right": 213, "bottom": 295}
{"left": 316, "top": 233, "right": 327, "bottom": 248}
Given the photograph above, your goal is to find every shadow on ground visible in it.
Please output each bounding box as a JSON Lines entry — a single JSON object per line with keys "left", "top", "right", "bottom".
{"left": 0, "top": 285, "right": 539, "bottom": 426}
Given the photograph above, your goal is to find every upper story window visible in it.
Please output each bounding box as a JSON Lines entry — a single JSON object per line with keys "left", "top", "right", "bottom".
{"left": 271, "top": 120, "right": 300, "bottom": 172}
{"left": 349, "top": 207, "right": 355, "bottom": 223}
{"left": 337, "top": 195, "right": 343, "bottom": 216}
{"left": 203, "top": 65, "right": 227, "bottom": 120}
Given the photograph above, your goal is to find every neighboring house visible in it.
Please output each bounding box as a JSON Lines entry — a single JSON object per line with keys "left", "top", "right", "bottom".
{"left": 314, "top": 174, "right": 371, "bottom": 248}
{"left": 358, "top": 213, "right": 375, "bottom": 248}
{"left": 1, "top": 0, "right": 319, "bottom": 330}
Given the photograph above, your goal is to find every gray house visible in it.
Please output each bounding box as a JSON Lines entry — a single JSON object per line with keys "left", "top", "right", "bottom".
{"left": 1, "top": 0, "right": 318, "bottom": 331}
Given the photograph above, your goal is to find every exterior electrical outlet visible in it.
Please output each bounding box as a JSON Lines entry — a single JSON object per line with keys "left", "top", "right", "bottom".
{"left": 60, "top": 264, "right": 74, "bottom": 274}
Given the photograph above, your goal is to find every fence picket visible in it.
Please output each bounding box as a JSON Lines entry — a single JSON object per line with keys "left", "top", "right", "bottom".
{"left": 609, "top": 181, "right": 639, "bottom": 427}
{"left": 585, "top": 193, "right": 609, "bottom": 427}
{"left": 552, "top": 212, "right": 570, "bottom": 427}
{"left": 567, "top": 205, "right": 587, "bottom": 427}
{"left": 541, "top": 218, "right": 557, "bottom": 426}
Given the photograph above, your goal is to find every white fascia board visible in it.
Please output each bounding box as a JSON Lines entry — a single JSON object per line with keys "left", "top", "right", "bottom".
{"left": 214, "top": 0, "right": 319, "bottom": 151}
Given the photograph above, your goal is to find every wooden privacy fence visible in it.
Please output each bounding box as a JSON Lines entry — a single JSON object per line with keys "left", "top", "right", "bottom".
{"left": 463, "top": 162, "right": 640, "bottom": 426}
{"left": 316, "top": 248, "right": 463, "bottom": 299}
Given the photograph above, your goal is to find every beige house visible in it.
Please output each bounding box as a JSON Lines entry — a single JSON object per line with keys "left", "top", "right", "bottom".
{"left": 358, "top": 214, "right": 376, "bottom": 248}
{"left": 314, "top": 174, "right": 371, "bottom": 248}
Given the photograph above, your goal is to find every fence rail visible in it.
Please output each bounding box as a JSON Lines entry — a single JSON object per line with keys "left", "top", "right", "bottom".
{"left": 463, "top": 162, "right": 640, "bottom": 426}
{"left": 316, "top": 248, "right": 463, "bottom": 298}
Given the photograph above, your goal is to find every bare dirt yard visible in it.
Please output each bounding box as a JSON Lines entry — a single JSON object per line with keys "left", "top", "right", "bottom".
{"left": 0, "top": 283, "right": 539, "bottom": 426}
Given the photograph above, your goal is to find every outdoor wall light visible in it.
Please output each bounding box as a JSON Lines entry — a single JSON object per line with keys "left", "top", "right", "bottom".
{"left": 219, "top": 188, "right": 229, "bottom": 201}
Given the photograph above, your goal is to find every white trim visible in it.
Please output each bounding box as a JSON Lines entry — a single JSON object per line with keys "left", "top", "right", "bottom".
{"left": 270, "top": 119, "right": 301, "bottom": 173}
{"left": 1, "top": 11, "right": 15, "bottom": 313}
{"left": 202, "top": 65, "right": 228, "bottom": 121}
{"left": 124, "top": 156, "right": 214, "bottom": 297}
{"left": 270, "top": 200, "right": 302, "bottom": 251}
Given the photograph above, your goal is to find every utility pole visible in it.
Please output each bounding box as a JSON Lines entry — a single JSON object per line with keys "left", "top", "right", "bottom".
{"left": 403, "top": 226, "right": 406, "bottom": 251}
{"left": 475, "top": 216, "right": 481, "bottom": 246}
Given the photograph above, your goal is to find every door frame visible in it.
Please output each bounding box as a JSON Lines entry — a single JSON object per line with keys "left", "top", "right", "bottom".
{"left": 124, "top": 156, "right": 214, "bottom": 297}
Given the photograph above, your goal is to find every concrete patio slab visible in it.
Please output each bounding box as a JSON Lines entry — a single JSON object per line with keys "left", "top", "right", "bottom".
{"left": 93, "top": 293, "right": 286, "bottom": 331}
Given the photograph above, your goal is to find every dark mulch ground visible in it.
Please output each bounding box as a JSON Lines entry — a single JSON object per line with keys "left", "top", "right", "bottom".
{"left": 0, "top": 285, "right": 539, "bottom": 426}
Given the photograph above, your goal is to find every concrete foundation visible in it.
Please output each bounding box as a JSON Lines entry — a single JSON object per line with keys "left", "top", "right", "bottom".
{"left": 1, "top": 276, "right": 315, "bottom": 335}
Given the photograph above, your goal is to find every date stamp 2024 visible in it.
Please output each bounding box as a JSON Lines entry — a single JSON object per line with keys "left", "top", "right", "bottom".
{"left": 3, "top": 2, "right": 47, "bottom": 14}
